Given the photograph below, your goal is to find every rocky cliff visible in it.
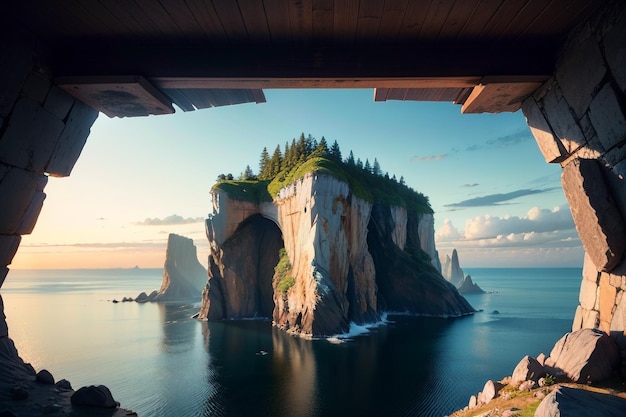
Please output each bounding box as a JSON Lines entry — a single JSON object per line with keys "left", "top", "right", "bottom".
{"left": 199, "top": 170, "right": 473, "bottom": 337}
{"left": 155, "top": 233, "right": 207, "bottom": 301}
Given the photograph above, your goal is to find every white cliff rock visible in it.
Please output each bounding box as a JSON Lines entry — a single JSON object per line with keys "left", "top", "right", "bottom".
{"left": 442, "top": 249, "right": 465, "bottom": 287}
{"left": 416, "top": 213, "right": 441, "bottom": 273}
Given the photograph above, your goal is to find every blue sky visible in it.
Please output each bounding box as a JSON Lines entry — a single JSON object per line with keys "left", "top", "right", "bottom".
{"left": 12, "top": 89, "right": 583, "bottom": 269}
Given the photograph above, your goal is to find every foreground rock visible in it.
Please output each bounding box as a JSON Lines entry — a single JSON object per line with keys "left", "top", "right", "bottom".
{"left": 155, "top": 233, "right": 207, "bottom": 301}
{"left": 535, "top": 386, "right": 626, "bottom": 417}
{"left": 0, "top": 337, "right": 134, "bottom": 416}
{"left": 545, "top": 328, "right": 619, "bottom": 383}
{"left": 200, "top": 173, "right": 474, "bottom": 337}
{"left": 459, "top": 328, "right": 623, "bottom": 413}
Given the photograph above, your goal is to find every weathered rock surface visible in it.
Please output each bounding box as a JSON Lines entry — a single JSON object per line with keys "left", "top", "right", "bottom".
{"left": 512, "top": 355, "right": 545, "bottom": 383}
{"left": 561, "top": 158, "right": 626, "bottom": 272}
{"left": 416, "top": 213, "right": 442, "bottom": 273}
{"left": 155, "top": 233, "right": 207, "bottom": 301}
{"left": 544, "top": 328, "right": 620, "bottom": 383}
{"left": 457, "top": 274, "right": 485, "bottom": 294}
{"left": 200, "top": 173, "right": 473, "bottom": 337}
{"left": 535, "top": 386, "right": 626, "bottom": 417}
{"left": 442, "top": 249, "right": 465, "bottom": 287}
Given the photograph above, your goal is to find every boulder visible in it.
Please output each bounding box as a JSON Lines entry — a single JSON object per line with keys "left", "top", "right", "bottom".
{"left": 55, "top": 379, "right": 72, "bottom": 390}
{"left": 544, "top": 328, "right": 620, "bottom": 383}
{"left": 535, "top": 386, "right": 626, "bottom": 417}
{"left": 35, "top": 369, "right": 54, "bottom": 384}
{"left": 71, "top": 385, "right": 119, "bottom": 408}
{"left": 481, "top": 380, "right": 502, "bottom": 403}
{"left": 468, "top": 395, "right": 477, "bottom": 409}
{"left": 518, "top": 380, "right": 536, "bottom": 391}
{"left": 512, "top": 355, "right": 545, "bottom": 382}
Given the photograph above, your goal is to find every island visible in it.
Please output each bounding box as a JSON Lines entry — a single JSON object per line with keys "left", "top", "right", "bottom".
{"left": 197, "top": 135, "right": 474, "bottom": 337}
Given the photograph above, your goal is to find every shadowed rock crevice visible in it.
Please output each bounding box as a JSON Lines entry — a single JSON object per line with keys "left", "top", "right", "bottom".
{"left": 201, "top": 214, "right": 283, "bottom": 320}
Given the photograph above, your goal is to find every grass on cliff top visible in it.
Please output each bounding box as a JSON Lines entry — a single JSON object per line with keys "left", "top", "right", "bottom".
{"left": 211, "top": 180, "right": 272, "bottom": 203}
{"left": 215, "top": 155, "right": 432, "bottom": 214}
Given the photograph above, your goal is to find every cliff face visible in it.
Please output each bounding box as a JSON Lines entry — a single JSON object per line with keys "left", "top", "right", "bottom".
{"left": 200, "top": 173, "right": 473, "bottom": 337}
{"left": 156, "top": 233, "right": 207, "bottom": 301}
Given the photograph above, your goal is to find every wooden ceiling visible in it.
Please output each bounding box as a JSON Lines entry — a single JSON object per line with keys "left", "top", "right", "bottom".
{"left": 2, "top": 0, "right": 603, "bottom": 116}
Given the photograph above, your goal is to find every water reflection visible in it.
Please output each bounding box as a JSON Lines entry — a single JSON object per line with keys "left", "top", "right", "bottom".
{"left": 157, "top": 303, "right": 199, "bottom": 352}
{"left": 200, "top": 317, "right": 458, "bottom": 417}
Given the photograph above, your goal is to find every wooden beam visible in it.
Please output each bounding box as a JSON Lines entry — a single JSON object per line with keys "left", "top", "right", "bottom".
{"left": 150, "top": 77, "right": 482, "bottom": 89}
{"left": 52, "top": 43, "right": 556, "bottom": 81}
{"left": 461, "top": 81, "right": 543, "bottom": 114}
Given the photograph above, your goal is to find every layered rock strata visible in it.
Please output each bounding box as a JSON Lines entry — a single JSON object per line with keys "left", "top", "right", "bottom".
{"left": 199, "top": 173, "right": 473, "bottom": 337}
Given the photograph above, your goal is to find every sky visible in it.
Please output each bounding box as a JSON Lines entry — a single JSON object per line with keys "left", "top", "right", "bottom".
{"left": 11, "top": 89, "right": 584, "bottom": 269}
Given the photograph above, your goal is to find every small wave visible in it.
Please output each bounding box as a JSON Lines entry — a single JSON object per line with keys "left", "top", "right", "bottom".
{"left": 325, "top": 315, "right": 391, "bottom": 343}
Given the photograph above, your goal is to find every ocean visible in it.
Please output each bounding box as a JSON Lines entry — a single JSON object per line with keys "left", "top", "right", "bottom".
{"left": 1, "top": 267, "right": 580, "bottom": 417}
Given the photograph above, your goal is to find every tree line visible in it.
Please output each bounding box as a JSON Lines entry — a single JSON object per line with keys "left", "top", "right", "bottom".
{"left": 219, "top": 133, "right": 404, "bottom": 185}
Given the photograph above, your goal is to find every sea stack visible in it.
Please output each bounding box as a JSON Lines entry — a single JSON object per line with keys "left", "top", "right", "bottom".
{"left": 199, "top": 150, "right": 474, "bottom": 338}
{"left": 155, "top": 234, "right": 207, "bottom": 301}
{"left": 442, "top": 249, "right": 465, "bottom": 287}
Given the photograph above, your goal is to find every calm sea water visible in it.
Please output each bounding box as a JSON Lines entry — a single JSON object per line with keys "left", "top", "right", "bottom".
{"left": 1, "top": 267, "right": 580, "bottom": 417}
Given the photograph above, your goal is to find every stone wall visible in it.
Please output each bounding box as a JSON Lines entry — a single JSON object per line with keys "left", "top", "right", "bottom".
{"left": 0, "top": 20, "right": 98, "bottom": 307}
{"left": 522, "top": 1, "right": 626, "bottom": 338}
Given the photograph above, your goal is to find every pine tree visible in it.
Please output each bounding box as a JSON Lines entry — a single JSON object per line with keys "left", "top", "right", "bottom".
{"left": 356, "top": 158, "right": 363, "bottom": 169}
{"left": 259, "top": 147, "right": 270, "bottom": 179}
{"left": 346, "top": 150, "right": 355, "bottom": 166}
{"left": 270, "top": 145, "right": 282, "bottom": 177}
{"left": 296, "top": 133, "right": 307, "bottom": 161}
{"left": 399, "top": 175, "right": 405, "bottom": 185}
{"left": 316, "top": 136, "right": 329, "bottom": 155}
{"left": 373, "top": 158, "right": 381, "bottom": 176}
{"left": 242, "top": 165, "right": 254, "bottom": 180}
{"left": 329, "top": 140, "right": 341, "bottom": 161}
{"left": 364, "top": 158, "right": 371, "bottom": 173}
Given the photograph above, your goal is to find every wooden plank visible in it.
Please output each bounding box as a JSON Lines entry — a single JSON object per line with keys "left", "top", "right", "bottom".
{"left": 521, "top": 0, "right": 598, "bottom": 38}
{"left": 99, "top": 0, "right": 157, "bottom": 37}
{"left": 333, "top": 0, "right": 359, "bottom": 43}
{"left": 477, "top": 0, "right": 527, "bottom": 40}
{"left": 161, "top": 88, "right": 197, "bottom": 111}
{"left": 356, "top": 0, "right": 384, "bottom": 41}
{"left": 158, "top": 0, "right": 212, "bottom": 41}
{"left": 288, "top": 0, "right": 313, "bottom": 42}
{"left": 373, "top": 88, "right": 390, "bottom": 101}
{"left": 312, "top": 0, "right": 333, "bottom": 41}
{"left": 238, "top": 0, "right": 271, "bottom": 43}
{"left": 56, "top": 75, "right": 175, "bottom": 117}
{"left": 132, "top": 0, "right": 185, "bottom": 39}
{"left": 264, "top": 0, "right": 292, "bottom": 43}
{"left": 396, "top": 0, "right": 433, "bottom": 40}
{"left": 437, "top": 0, "right": 479, "bottom": 40}
{"left": 184, "top": 0, "right": 229, "bottom": 43}
{"left": 454, "top": 0, "right": 503, "bottom": 39}
{"left": 496, "top": 0, "right": 551, "bottom": 44}
{"left": 379, "top": 0, "right": 410, "bottom": 41}
{"left": 151, "top": 76, "right": 481, "bottom": 89}
{"left": 461, "top": 82, "right": 542, "bottom": 113}
{"left": 418, "top": 0, "right": 456, "bottom": 40}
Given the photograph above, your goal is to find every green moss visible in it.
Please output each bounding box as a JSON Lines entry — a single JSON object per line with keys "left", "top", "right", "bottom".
{"left": 274, "top": 248, "right": 295, "bottom": 293}
{"left": 212, "top": 180, "right": 272, "bottom": 203}
{"left": 214, "top": 152, "right": 432, "bottom": 215}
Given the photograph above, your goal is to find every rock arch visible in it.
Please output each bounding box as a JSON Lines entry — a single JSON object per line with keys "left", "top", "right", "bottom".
{"left": 0, "top": 0, "right": 625, "bottom": 405}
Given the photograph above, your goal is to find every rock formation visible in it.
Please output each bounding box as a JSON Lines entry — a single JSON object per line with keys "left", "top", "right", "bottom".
{"left": 155, "top": 233, "right": 207, "bottom": 301}
{"left": 457, "top": 275, "right": 485, "bottom": 294}
{"left": 199, "top": 171, "right": 474, "bottom": 337}
{"left": 442, "top": 249, "right": 465, "bottom": 287}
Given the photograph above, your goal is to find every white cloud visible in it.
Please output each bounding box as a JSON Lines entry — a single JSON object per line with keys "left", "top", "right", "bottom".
{"left": 436, "top": 206, "right": 581, "bottom": 251}
{"left": 134, "top": 214, "right": 205, "bottom": 226}
{"left": 435, "top": 219, "right": 462, "bottom": 242}
{"left": 464, "top": 206, "right": 575, "bottom": 240}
